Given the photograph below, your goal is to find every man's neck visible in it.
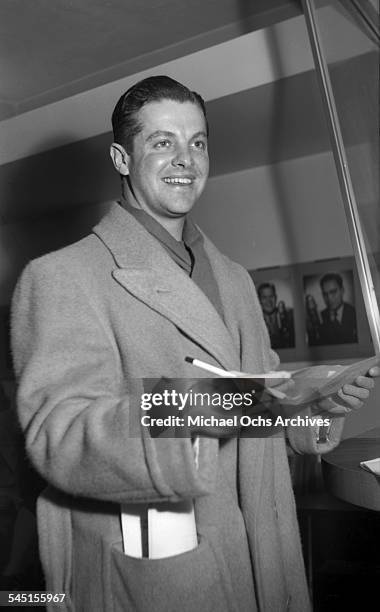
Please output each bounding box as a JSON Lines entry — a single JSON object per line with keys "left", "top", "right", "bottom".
{"left": 121, "top": 181, "right": 185, "bottom": 242}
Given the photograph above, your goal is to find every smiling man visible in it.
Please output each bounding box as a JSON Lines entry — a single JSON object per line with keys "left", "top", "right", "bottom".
{"left": 110, "top": 95, "right": 209, "bottom": 239}
{"left": 11, "top": 76, "right": 379, "bottom": 612}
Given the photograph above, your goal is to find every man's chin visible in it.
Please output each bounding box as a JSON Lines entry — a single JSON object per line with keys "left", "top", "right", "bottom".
{"left": 166, "top": 200, "right": 197, "bottom": 217}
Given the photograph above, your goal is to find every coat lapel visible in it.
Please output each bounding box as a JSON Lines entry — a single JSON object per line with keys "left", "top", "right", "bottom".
{"left": 93, "top": 202, "right": 240, "bottom": 371}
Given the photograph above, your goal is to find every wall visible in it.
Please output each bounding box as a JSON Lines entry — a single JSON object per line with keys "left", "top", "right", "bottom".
{"left": 193, "top": 150, "right": 353, "bottom": 268}
{"left": 193, "top": 155, "right": 380, "bottom": 438}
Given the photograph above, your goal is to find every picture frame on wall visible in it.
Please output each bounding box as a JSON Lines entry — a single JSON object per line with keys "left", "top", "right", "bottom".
{"left": 249, "top": 256, "right": 373, "bottom": 364}
{"left": 299, "top": 258, "right": 373, "bottom": 363}
{"left": 303, "top": 269, "right": 357, "bottom": 348}
{"left": 249, "top": 266, "right": 298, "bottom": 362}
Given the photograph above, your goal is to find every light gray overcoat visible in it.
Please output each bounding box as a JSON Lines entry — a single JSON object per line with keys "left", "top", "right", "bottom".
{"left": 11, "top": 203, "right": 344, "bottom": 611}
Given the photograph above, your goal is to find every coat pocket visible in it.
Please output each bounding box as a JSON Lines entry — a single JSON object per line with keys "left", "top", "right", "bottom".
{"left": 110, "top": 534, "right": 229, "bottom": 612}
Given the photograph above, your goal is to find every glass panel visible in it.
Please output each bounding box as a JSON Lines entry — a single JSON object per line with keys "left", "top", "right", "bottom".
{"left": 304, "top": 0, "right": 380, "bottom": 352}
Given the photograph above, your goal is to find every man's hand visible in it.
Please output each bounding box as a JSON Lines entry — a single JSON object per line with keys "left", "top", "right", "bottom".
{"left": 315, "top": 366, "right": 380, "bottom": 416}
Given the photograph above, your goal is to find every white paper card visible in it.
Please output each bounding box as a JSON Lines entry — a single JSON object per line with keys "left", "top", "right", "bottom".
{"left": 121, "top": 500, "right": 197, "bottom": 559}
{"left": 148, "top": 500, "right": 197, "bottom": 559}
{"left": 360, "top": 457, "right": 380, "bottom": 477}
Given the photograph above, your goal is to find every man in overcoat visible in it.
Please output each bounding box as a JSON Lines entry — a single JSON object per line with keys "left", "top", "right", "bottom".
{"left": 11, "top": 76, "right": 379, "bottom": 611}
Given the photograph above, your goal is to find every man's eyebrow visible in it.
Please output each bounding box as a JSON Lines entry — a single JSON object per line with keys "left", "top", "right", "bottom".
{"left": 145, "top": 130, "right": 208, "bottom": 142}
{"left": 191, "top": 131, "right": 208, "bottom": 140}
{"left": 146, "top": 130, "right": 174, "bottom": 142}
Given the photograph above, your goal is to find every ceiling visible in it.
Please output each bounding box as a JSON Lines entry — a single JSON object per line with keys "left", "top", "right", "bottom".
{"left": 0, "top": 0, "right": 377, "bottom": 184}
{"left": 0, "top": 0, "right": 301, "bottom": 120}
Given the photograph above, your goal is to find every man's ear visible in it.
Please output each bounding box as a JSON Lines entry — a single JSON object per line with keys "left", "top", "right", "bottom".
{"left": 110, "top": 143, "right": 130, "bottom": 176}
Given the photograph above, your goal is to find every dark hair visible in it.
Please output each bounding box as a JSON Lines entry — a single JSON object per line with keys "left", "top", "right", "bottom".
{"left": 320, "top": 273, "right": 344, "bottom": 290}
{"left": 257, "top": 283, "right": 277, "bottom": 298}
{"left": 111, "top": 75, "right": 208, "bottom": 152}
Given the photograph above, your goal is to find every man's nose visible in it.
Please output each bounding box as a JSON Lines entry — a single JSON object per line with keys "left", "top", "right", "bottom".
{"left": 171, "top": 144, "right": 193, "bottom": 168}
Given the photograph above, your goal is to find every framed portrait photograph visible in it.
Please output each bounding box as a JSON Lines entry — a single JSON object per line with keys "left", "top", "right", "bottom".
{"left": 249, "top": 267, "right": 298, "bottom": 361}
{"left": 303, "top": 269, "right": 357, "bottom": 347}
{"left": 298, "top": 258, "right": 373, "bottom": 362}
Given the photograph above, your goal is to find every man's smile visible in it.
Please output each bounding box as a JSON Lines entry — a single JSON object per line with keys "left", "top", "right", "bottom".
{"left": 162, "top": 176, "right": 195, "bottom": 185}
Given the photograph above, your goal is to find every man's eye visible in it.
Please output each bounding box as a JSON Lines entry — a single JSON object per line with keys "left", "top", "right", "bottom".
{"left": 193, "top": 140, "right": 207, "bottom": 150}
{"left": 154, "top": 140, "right": 171, "bottom": 149}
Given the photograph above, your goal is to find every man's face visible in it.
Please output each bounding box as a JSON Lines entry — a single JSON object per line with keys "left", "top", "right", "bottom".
{"left": 123, "top": 99, "right": 209, "bottom": 223}
{"left": 259, "top": 287, "right": 277, "bottom": 315}
{"left": 322, "top": 280, "right": 344, "bottom": 311}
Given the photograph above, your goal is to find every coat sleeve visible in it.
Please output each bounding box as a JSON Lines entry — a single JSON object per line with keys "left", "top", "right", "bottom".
{"left": 286, "top": 407, "right": 345, "bottom": 455}
{"left": 11, "top": 258, "right": 218, "bottom": 504}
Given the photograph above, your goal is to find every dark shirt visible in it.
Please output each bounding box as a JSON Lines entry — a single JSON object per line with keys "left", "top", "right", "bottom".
{"left": 119, "top": 199, "right": 225, "bottom": 321}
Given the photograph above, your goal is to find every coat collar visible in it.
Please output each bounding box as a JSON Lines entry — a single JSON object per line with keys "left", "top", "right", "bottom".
{"left": 93, "top": 202, "right": 240, "bottom": 371}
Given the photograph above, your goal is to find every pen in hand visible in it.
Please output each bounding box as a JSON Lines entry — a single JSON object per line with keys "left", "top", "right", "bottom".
{"left": 185, "top": 356, "right": 291, "bottom": 379}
